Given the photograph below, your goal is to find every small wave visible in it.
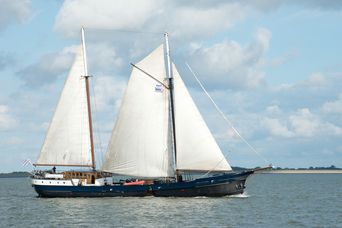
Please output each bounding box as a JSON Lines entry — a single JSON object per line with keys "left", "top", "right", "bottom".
{"left": 228, "top": 193, "right": 250, "bottom": 198}
{"left": 194, "top": 196, "right": 208, "bottom": 199}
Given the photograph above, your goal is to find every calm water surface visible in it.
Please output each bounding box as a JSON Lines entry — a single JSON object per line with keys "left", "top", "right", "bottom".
{"left": 0, "top": 174, "right": 341, "bottom": 227}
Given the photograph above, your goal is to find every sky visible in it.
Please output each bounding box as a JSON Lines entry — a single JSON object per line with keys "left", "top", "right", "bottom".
{"left": 0, "top": 0, "right": 341, "bottom": 172}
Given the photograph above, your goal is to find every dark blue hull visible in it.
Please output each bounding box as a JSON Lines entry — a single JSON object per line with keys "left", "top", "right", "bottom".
{"left": 33, "top": 171, "right": 253, "bottom": 197}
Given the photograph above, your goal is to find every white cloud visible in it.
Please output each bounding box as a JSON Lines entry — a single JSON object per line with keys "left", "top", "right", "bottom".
{"left": 302, "top": 73, "right": 328, "bottom": 88}
{"left": 54, "top": 0, "right": 163, "bottom": 37}
{"left": 266, "top": 105, "right": 282, "bottom": 115}
{"left": 166, "top": 3, "right": 246, "bottom": 39}
{"left": 262, "top": 107, "right": 342, "bottom": 138}
{"left": 54, "top": 0, "right": 248, "bottom": 41}
{"left": 0, "top": 105, "right": 17, "bottom": 130}
{"left": 0, "top": 0, "right": 31, "bottom": 31}
{"left": 322, "top": 94, "right": 342, "bottom": 114}
{"left": 88, "top": 43, "right": 124, "bottom": 72}
{"left": 16, "top": 45, "right": 77, "bottom": 87}
{"left": 263, "top": 117, "right": 293, "bottom": 137}
{"left": 262, "top": 49, "right": 298, "bottom": 68}
{"left": 289, "top": 108, "right": 319, "bottom": 137}
{"left": 93, "top": 76, "right": 126, "bottom": 112}
{"left": 189, "top": 28, "right": 270, "bottom": 89}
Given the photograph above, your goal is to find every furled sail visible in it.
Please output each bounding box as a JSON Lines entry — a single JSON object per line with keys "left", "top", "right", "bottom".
{"left": 35, "top": 45, "right": 92, "bottom": 167}
{"left": 102, "top": 45, "right": 174, "bottom": 177}
{"left": 173, "top": 64, "right": 232, "bottom": 171}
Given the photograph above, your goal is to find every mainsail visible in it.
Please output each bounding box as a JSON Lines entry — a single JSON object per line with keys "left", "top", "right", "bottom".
{"left": 102, "top": 45, "right": 174, "bottom": 177}
{"left": 172, "top": 64, "right": 232, "bottom": 171}
{"left": 35, "top": 45, "right": 92, "bottom": 167}
{"left": 102, "top": 43, "right": 231, "bottom": 177}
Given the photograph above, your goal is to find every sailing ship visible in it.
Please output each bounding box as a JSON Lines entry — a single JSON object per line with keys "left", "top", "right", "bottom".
{"left": 31, "top": 28, "right": 258, "bottom": 197}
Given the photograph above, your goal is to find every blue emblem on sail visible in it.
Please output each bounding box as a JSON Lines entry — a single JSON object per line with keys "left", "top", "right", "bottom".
{"left": 155, "top": 84, "right": 163, "bottom": 92}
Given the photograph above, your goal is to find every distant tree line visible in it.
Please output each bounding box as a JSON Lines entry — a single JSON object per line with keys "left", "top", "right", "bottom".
{"left": 273, "top": 165, "right": 341, "bottom": 170}
{"left": 0, "top": 172, "right": 31, "bottom": 178}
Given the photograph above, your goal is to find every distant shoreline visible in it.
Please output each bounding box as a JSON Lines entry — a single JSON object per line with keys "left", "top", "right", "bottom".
{"left": 257, "top": 170, "right": 342, "bottom": 174}
{"left": 0, "top": 172, "right": 30, "bottom": 178}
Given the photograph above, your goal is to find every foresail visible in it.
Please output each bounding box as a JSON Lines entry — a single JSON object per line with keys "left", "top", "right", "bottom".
{"left": 173, "top": 64, "right": 232, "bottom": 171}
{"left": 102, "top": 45, "right": 174, "bottom": 178}
{"left": 36, "top": 46, "right": 92, "bottom": 167}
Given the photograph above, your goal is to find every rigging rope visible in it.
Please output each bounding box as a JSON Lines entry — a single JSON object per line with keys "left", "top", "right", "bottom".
{"left": 90, "top": 76, "right": 105, "bottom": 167}
{"left": 185, "top": 62, "right": 270, "bottom": 165}
{"left": 198, "top": 156, "right": 227, "bottom": 179}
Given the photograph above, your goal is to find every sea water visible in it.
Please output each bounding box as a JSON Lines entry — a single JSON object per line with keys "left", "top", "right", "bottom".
{"left": 0, "top": 174, "right": 341, "bottom": 227}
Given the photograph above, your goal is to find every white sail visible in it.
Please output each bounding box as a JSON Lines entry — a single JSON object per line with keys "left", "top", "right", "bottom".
{"left": 36, "top": 45, "right": 92, "bottom": 167}
{"left": 102, "top": 45, "right": 174, "bottom": 177}
{"left": 173, "top": 64, "right": 232, "bottom": 171}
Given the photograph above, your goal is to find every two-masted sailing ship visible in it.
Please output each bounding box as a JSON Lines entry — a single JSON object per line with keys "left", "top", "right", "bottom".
{"left": 31, "top": 28, "right": 256, "bottom": 197}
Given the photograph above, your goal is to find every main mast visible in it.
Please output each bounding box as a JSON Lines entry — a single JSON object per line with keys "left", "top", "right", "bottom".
{"left": 164, "top": 33, "right": 179, "bottom": 180}
{"left": 81, "top": 27, "right": 96, "bottom": 170}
